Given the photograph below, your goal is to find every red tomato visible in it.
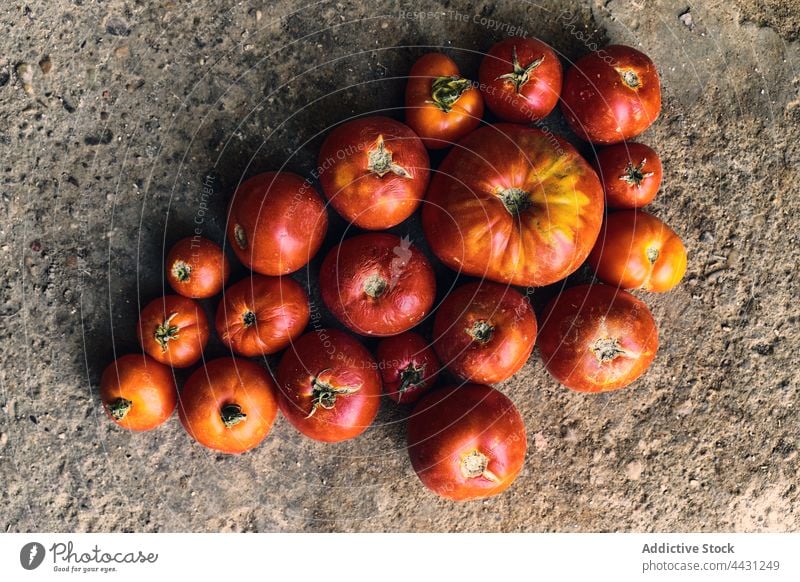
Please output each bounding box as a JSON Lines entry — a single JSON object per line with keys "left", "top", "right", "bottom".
{"left": 215, "top": 275, "right": 309, "bottom": 357}
{"left": 100, "top": 354, "right": 177, "bottom": 431}
{"left": 422, "top": 123, "right": 604, "bottom": 287}
{"left": 433, "top": 281, "right": 536, "bottom": 384}
{"left": 319, "top": 233, "right": 436, "bottom": 337}
{"left": 137, "top": 295, "right": 209, "bottom": 368}
{"left": 226, "top": 171, "right": 328, "bottom": 275}
{"left": 588, "top": 210, "right": 687, "bottom": 292}
{"left": 405, "top": 52, "right": 483, "bottom": 149}
{"left": 179, "top": 358, "right": 279, "bottom": 454}
{"left": 561, "top": 45, "right": 661, "bottom": 144}
{"left": 165, "top": 237, "right": 230, "bottom": 299}
{"left": 276, "top": 329, "right": 381, "bottom": 442}
{"left": 478, "top": 37, "right": 562, "bottom": 122}
{"left": 318, "top": 116, "right": 430, "bottom": 230}
{"left": 538, "top": 285, "right": 658, "bottom": 392}
{"left": 376, "top": 331, "right": 440, "bottom": 404}
{"left": 594, "top": 142, "right": 662, "bottom": 209}
{"left": 407, "top": 383, "right": 527, "bottom": 501}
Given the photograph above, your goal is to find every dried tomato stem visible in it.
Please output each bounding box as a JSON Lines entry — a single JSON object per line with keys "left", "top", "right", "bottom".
{"left": 427, "top": 76, "right": 472, "bottom": 112}
{"left": 367, "top": 136, "right": 411, "bottom": 178}
{"left": 108, "top": 397, "right": 132, "bottom": 421}
{"left": 221, "top": 403, "right": 247, "bottom": 428}
{"left": 495, "top": 45, "right": 544, "bottom": 94}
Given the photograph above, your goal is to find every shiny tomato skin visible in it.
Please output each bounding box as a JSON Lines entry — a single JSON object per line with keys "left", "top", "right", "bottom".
{"left": 588, "top": 210, "right": 687, "bottom": 292}
{"left": 276, "top": 329, "right": 382, "bottom": 442}
{"left": 422, "top": 123, "right": 604, "bottom": 287}
{"left": 433, "top": 281, "right": 537, "bottom": 384}
{"left": 479, "top": 37, "right": 562, "bottom": 122}
{"left": 407, "top": 383, "right": 527, "bottom": 501}
{"left": 561, "top": 45, "right": 661, "bottom": 144}
{"left": 318, "top": 116, "right": 430, "bottom": 230}
{"left": 319, "top": 233, "right": 436, "bottom": 337}
{"left": 179, "top": 358, "right": 279, "bottom": 454}
{"left": 538, "top": 285, "right": 658, "bottom": 392}
{"left": 376, "top": 331, "right": 440, "bottom": 404}
{"left": 594, "top": 142, "right": 662, "bottom": 209}
{"left": 226, "top": 171, "right": 328, "bottom": 276}
{"left": 405, "top": 53, "right": 483, "bottom": 149}
{"left": 100, "top": 354, "right": 177, "bottom": 431}
{"left": 215, "top": 275, "right": 310, "bottom": 357}
{"left": 137, "top": 295, "right": 210, "bottom": 368}
{"left": 166, "top": 237, "right": 230, "bottom": 299}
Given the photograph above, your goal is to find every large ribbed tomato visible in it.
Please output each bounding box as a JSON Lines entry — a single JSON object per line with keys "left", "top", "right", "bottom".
{"left": 433, "top": 281, "right": 536, "bottom": 384}
{"left": 319, "top": 233, "right": 436, "bottom": 337}
{"left": 405, "top": 52, "right": 483, "bottom": 149}
{"left": 422, "top": 124, "right": 604, "bottom": 287}
{"left": 276, "top": 329, "right": 381, "bottom": 442}
{"left": 538, "top": 285, "right": 658, "bottom": 392}
{"left": 560, "top": 45, "right": 661, "bottom": 144}
{"left": 226, "top": 171, "right": 328, "bottom": 276}
{"left": 407, "top": 384, "right": 527, "bottom": 501}
{"left": 318, "top": 116, "right": 430, "bottom": 230}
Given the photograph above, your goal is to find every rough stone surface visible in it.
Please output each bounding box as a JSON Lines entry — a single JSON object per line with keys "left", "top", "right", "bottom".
{"left": 1, "top": 0, "right": 798, "bottom": 532}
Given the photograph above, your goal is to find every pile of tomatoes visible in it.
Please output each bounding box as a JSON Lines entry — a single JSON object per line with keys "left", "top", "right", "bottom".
{"left": 100, "top": 38, "right": 687, "bottom": 502}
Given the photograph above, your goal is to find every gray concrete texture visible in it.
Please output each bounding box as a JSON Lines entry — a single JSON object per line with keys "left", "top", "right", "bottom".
{"left": 1, "top": 0, "right": 798, "bottom": 531}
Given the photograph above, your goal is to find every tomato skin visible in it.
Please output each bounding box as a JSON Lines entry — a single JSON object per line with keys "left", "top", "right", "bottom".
{"left": 560, "top": 45, "right": 661, "bottom": 144}
{"left": 318, "top": 116, "right": 430, "bottom": 230}
{"left": 376, "top": 332, "right": 440, "bottom": 404}
{"left": 166, "top": 237, "right": 230, "bottom": 299}
{"left": 319, "top": 233, "right": 436, "bottom": 337}
{"left": 407, "top": 384, "right": 527, "bottom": 501}
{"left": 538, "top": 285, "right": 658, "bottom": 392}
{"left": 276, "top": 329, "right": 381, "bottom": 442}
{"left": 179, "top": 358, "right": 279, "bottom": 454}
{"left": 594, "top": 142, "right": 662, "bottom": 209}
{"left": 137, "top": 295, "right": 210, "bottom": 368}
{"left": 100, "top": 354, "right": 177, "bottom": 431}
{"left": 405, "top": 53, "right": 483, "bottom": 149}
{"left": 226, "top": 171, "right": 328, "bottom": 276}
{"left": 422, "top": 123, "right": 604, "bottom": 287}
{"left": 588, "top": 210, "right": 687, "bottom": 292}
{"left": 478, "top": 37, "right": 562, "bottom": 122}
{"left": 215, "top": 275, "right": 309, "bottom": 357}
{"left": 433, "top": 281, "right": 537, "bottom": 384}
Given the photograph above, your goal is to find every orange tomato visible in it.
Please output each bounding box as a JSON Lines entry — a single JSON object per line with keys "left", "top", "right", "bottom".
{"left": 137, "top": 295, "right": 210, "bottom": 368}
{"left": 166, "top": 236, "right": 230, "bottom": 299}
{"left": 588, "top": 210, "right": 687, "bottom": 292}
{"left": 100, "top": 354, "right": 177, "bottom": 431}
{"left": 179, "top": 358, "right": 279, "bottom": 454}
{"left": 405, "top": 53, "right": 483, "bottom": 149}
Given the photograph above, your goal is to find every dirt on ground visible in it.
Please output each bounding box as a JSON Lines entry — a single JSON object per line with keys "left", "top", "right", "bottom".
{"left": 1, "top": 0, "right": 798, "bottom": 532}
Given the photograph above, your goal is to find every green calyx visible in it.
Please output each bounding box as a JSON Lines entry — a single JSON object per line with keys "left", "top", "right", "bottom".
{"left": 619, "top": 158, "right": 654, "bottom": 188}
{"left": 108, "top": 397, "right": 132, "bottom": 421}
{"left": 306, "top": 372, "right": 361, "bottom": 418}
{"left": 221, "top": 403, "right": 247, "bottom": 428}
{"left": 427, "top": 76, "right": 472, "bottom": 112}
{"left": 495, "top": 46, "right": 544, "bottom": 94}
{"left": 154, "top": 312, "right": 180, "bottom": 352}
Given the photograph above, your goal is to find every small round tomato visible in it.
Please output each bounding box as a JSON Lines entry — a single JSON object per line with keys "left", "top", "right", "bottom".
{"left": 594, "top": 142, "right": 662, "bottom": 209}
{"left": 538, "top": 285, "right": 658, "bottom": 392}
{"left": 407, "top": 383, "right": 527, "bottom": 501}
{"left": 319, "top": 233, "right": 436, "bottom": 337}
{"left": 227, "top": 171, "right": 328, "bottom": 276}
{"left": 166, "top": 236, "right": 230, "bottom": 299}
{"left": 561, "top": 45, "right": 661, "bottom": 144}
{"left": 100, "top": 354, "right": 177, "bottom": 431}
{"left": 179, "top": 358, "right": 279, "bottom": 454}
{"left": 478, "top": 37, "right": 562, "bottom": 122}
{"left": 422, "top": 123, "right": 604, "bottom": 287}
{"left": 376, "top": 332, "right": 440, "bottom": 404}
{"left": 276, "top": 329, "right": 381, "bottom": 442}
{"left": 137, "top": 295, "right": 209, "bottom": 368}
{"left": 588, "top": 210, "right": 687, "bottom": 292}
{"left": 216, "top": 275, "right": 309, "bottom": 357}
{"left": 318, "top": 116, "right": 430, "bottom": 230}
{"left": 405, "top": 53, "right": 483, "bottom": 149}
{"left": 433, "top": 281, "right": 537, "bottom": 384}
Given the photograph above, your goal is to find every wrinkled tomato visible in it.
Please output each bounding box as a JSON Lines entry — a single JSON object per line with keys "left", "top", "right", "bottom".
{"left": 376, "top": 331, "right": 440, "bottom": 404}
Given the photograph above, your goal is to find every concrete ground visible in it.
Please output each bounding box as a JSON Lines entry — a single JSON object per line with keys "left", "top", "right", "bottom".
{"left": 1, "top": 0, "right": 798, "bottom": 532}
